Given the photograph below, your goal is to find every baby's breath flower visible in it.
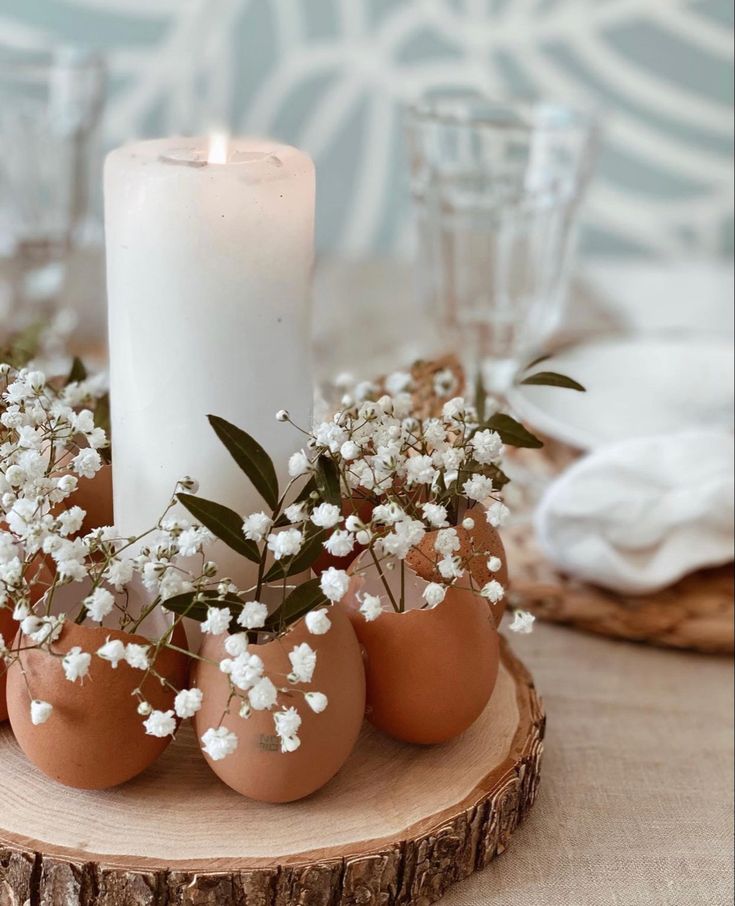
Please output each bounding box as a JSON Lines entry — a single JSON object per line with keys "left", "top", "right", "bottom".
{"left": 266, "top": 527, "right": 303, "bottom": 561}
{"left": 177, "top": 526, "right": 210, "bottom": 557}
{"left": 84, "top": 586, "right": 115, "bottom": 622}
{"left": 487, "top": 556, "right": 503, "bottom": 572}
{"left": 275, "top": 409, "right": 289, "bottom": 422}
{"left": 71, "top": 447, "right": 102, "bottom": 480}
{"left": 305, "top": 691, "right": 328, "bottom": 713}
{"left": 288, "top": 642, "right": 317, "bottom": 683}
{"left": 237, "top": 600, "right": 268, "bottom": 630}
{"left": 248, "top": 676, "right": 278, "bottom": 710}
{"left": 435, "top": 527, "right": 461, "bottom": 557}
{"left": 319, "top": 567, "right": 349, "bottom": 603}
{"left": 442, "top": 397, "right": 465, "bottom": 423}
{"left": 174, "top": 688, "right": 203, "bottom": 719}
{"left": 438, "top": 556, "right": 464, "bottom": 580}
{"left": 372, "top": 502, "right": 405, "bottom": 526}
{"left": 508, "top": 610, "right": 535, "bottom": 634}
{"left": 339, "top": 440, "right": 360, "bottom": 461}
{"left": 62, "top": 646, "right": 91, "bottom": 683}
{"left": 224, "top": 632, "right": 249, "bottom": 656}
{"left": 305, "top": 608, "right": 331, "bottom": 635}
{"left": 201, "top": 726, "right": 238, "bottom": 760}
{"left": 242, "top": 511, "right": 272, "bottom": 543}
{"left": 274, "top": 706, "right": 302, "bottom": 753}
{"left": 144, "top": 709, "right": 176, "bottom": 738}
{"left": 57, "top": 506, "right": 85, "bottom": 537}
{"left": 421, "top": 502, "right": 448, "bottom": 528}
{"left": 124, "top": 643, "right": 151, "bottom": 670}
{"left": 480, "top": 580, "right": 505, "bottom": 604}
{"left": 470, "top": 429, "right": 504, "bottom": 464}
{"left": 310, "top": 502, "right": 342, "bottom": 529}
{"left": 30, "top": 699, "right": 53, "bottom": 725}
{"left": 284, "top": 501, "right": 308, "bottom": 524}
{"left": 229, "top": 652, "right": 265, "bottom": 690}
{"left": 323, "top": 530, "right": 354, "bottom": 558}
{"left": 486, "top": 500, "right": 510, "bottom": 528}
{"left": 405, "top": 455, "right": 436, "bottom": 486}
{"left": 463, "top": 474, "right": 495, "bottom": 502}
{"left": 422, "top": 583, "right": 446, "bottom": 608}
{"left": 359, "top": 593, "right": 383, "bottom": 622}
{"left": 201, "top": 606, "right": 231, "bottom": 635}
{"left": 104, "top": 558, "right": 134, "bottom": 590}
{"left": 288, "top": 450, "right": 311, "bottom": 478}
{"left": 96, "top": 637, "right": 126, "bottom": 668}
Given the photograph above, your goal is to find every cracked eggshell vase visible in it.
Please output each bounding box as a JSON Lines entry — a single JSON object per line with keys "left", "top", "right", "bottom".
{"left": 0, "top": 553, "right": 54, "bottom": 723}
{"left": 193, "top": 605, "right": 365, "bottom": 803}
{"left": 342, "top": 554, "right": 500, "bottom": 745}
{"left": 0, "top": 606, "right": 16, "bottom": 722}
{"left": 405, "top": 507, "right": 509, "bottom": 627}
{"left": 6, "top": 620, "right": 189, "bottom": 789}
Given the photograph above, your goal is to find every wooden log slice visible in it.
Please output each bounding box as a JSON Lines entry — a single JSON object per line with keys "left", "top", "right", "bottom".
{"left": 0, "top": 637, "right": 544, "bottom": 906}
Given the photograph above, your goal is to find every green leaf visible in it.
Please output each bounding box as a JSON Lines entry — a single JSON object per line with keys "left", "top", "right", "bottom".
{"left": 163, "top": 590, "right": 243, "bottom": 624}
{"left": 487, "top": 464, "right": 511, "bottom": 490}
{"left": 314, "top": 455, "right": 341, "bottom": 506}
{"left": 162, "top": 591, "right": 206, "bottom": 621}
{"left": 94, "top": 392, "right": 111, "bottom": 435}
{"left": 485, "top": 413, "right": 543, "bottom": 449}
{"left": 474, "top": 372, "right": 486, "bottom": 423}
{"left": 519, "top": 370, "right": 586, "bottom": 392}
{"left": 208, "top": 415, "right": 279, "bottom": 510}
{"left": 66, "top": 356, "right": 88, "bottom": 385}
{"left": 522, "top": 353, "right": 552, "bottom": 371}
{"left": 177, "top": 493, "right": 260, "bottom": 563}
{"left": 93, "top": 393, "right": 112, "bottom": 464}
{"left": 266, "top": 578, "right": 327, "bottom": 630}
{"left": 263, "top": 529, "right": 327, "bottom": 582}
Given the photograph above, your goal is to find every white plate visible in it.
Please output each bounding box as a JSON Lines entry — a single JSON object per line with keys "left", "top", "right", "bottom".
{"left": 507, "top": 336, "right": 734, "bottom": 450}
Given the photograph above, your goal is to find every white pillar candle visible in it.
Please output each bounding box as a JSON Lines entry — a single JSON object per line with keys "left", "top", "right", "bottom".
{"left": 104, "top": 136, "right": 314, "bottom": 589}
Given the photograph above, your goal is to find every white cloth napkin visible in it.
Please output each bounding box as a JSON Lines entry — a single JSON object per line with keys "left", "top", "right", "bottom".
{"left": 534, "top": 431, "right": 734, "bottom": 595}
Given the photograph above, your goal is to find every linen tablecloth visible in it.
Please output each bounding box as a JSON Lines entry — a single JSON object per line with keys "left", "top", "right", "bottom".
{"left": 443, "top": 622, "right": 734, "bottom": 906}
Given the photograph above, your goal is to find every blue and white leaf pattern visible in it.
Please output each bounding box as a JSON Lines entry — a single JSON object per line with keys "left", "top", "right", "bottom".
{"left": 1, "top": 0, "right": 731, "bottom": 256}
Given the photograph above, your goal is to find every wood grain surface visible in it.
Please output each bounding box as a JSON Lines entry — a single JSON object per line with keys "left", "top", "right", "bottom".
{"left": 0, "top": 637, "right": 544, "bottom": 905}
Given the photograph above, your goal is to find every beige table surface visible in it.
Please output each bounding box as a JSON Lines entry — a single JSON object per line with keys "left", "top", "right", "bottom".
{"left": 442, "top": 621, "right": 733, "bottom": 906}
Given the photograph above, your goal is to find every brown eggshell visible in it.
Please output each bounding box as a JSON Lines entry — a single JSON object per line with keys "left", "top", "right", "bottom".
{"left": 341, "top": 574, "right": 500, "bottom": 745}
{"left": 0, "top": 553, "right": 55, "bottom": 723}
{"left": 193, "top": 606, "right": 365, "bottom": 803}
{"left": 6, "top": 621, "right": 189, "bottom": 789}
{"left": 405, "top": 508, "right": 509, "bottom": 626}
{"left": 0, "top": 606, "right": 15, "bottom": 722}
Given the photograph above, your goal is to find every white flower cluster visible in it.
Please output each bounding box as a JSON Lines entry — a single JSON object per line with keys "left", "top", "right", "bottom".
{"left": 0, "top": 365, "right": 332, "bottom": 761}
{"left": 267, "top": 383, "right": 520, "bottom": 623}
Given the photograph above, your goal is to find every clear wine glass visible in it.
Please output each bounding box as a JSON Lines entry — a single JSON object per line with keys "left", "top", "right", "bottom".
{"left": 406, "top": 89, "right": 598, "bottom": 399}
{"left": 0, "top": 46, "right": 105, "bottom": 332}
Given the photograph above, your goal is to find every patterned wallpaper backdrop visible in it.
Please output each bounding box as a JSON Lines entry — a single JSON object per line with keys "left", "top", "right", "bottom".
{"left": 1, "top": 0, "right": 732, "bottom": 257}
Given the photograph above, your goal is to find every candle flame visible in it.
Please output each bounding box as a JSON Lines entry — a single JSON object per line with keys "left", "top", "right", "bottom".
{"left": 207, "top": 132, "right": 229, "bottom": 165}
